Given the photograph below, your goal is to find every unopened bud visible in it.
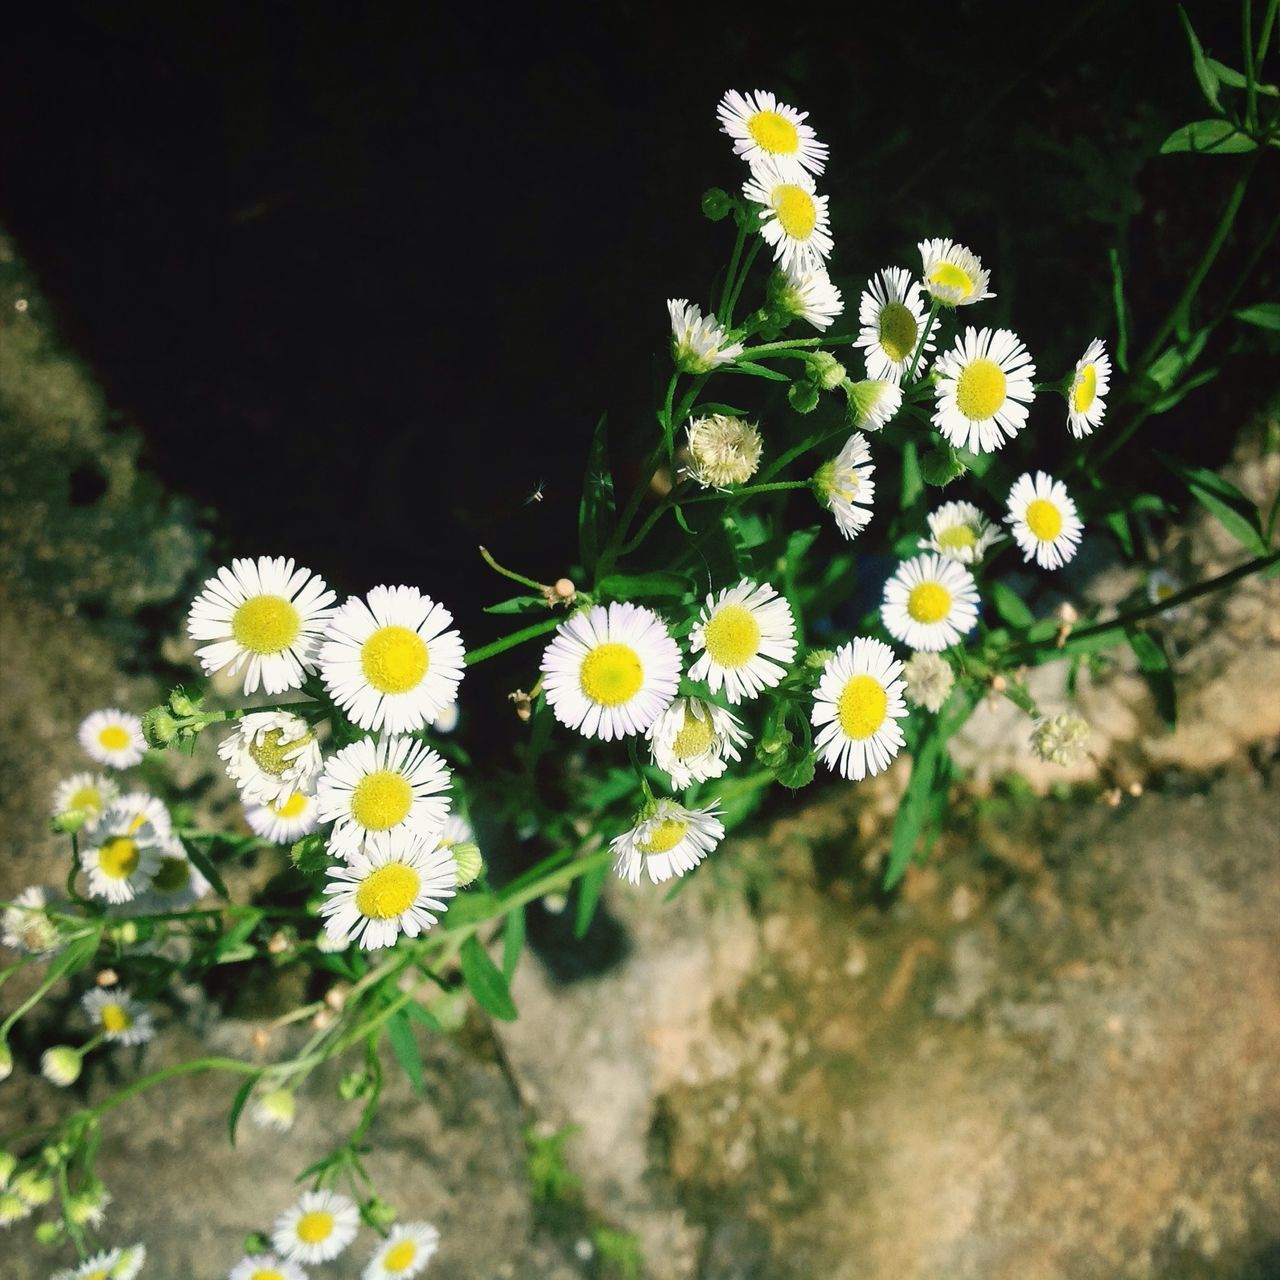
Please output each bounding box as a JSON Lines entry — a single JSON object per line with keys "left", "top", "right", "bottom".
{"left": 34, "top": 1219, "right": 64, "bottom": 1245}
{"left": 51, "top": 809, "right": 90, "bottom": 835}
{"left": 96, "top": 969, "right": 118, "bottom": 988}
{"left": 141, "top": 706, "right": 181, "bottom": 749}
{"left": 12, "top": 1167, "right": 55, "bottom": 1206}
{"left": 40, "top": 1046, "right": 82, "bottom": 1088}
{"left": 508, "top": 689, "right": 533, "bottom": 722}
{"left": 168, "top": 687, "right": 203, "bottom": 717}
{"left": 364, "top": 1195, "right": 398, "bottom": 1230}
{"left": 0, "top": 1151, "right": 15, "bottom": 1187}
{"left": 0, "top": 1041, "right": 11, "bottom": 1083}
{"left": 1127, "top": 780, "right": 1144, "bottom": 797}
{"left": 1055, "top": 602, "right": 1079, "bottom": 625}
{"left": 805, "top": 649, "right": 835, "bottom": 670}
{"left": 338, "top": 1069, "right": 373, "bottom": 1102}
{"left": 989, "top": 674, "right": 1008, "bottom": 694}
{"left": 106, "top": 920, "right": 144, "bottom": 947}
{"left": 700, "top": 186, "right": 732, "bottom": 222}
{"left": 251, "top": 1028, "right": 272, "bottom": 1052}
{"left": 451, "top": 842, "right": 484, "bottom": 888}
{"left": 266, "top": 931, "right": 289, "bottom": 956}
{"left": 311, "top": 1007, "right": 335, "bottom": 1031}
{"left": 1103, "top": 787, "right": 1123, "bottom": 808}
{"left": 807, "top": 351, "right": 846, "bottom": 390}
{"left": 324, "top": 984, "right": 349, "bottom": 1012}
{"left": 243, "top": 1232, "right": 271, "bottom": 1255}
{"left": 554, "top": 577, "right": 576, "bottom": 600}
{"left": 251, "top": 1088, "right": 296, "bottom": 1133}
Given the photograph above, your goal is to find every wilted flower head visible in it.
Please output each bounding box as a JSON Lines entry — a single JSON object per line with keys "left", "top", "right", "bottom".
{"left": 685, "top": 414, "right": 763, "bottom": 488}
{"left": 903, "top": 652, "right": 955, "bottom": 713}
{"left": 1030, "top": 712, "right": 1091, "bottom": 766}
{"left": 2, "top": 886, "right": 63, "bottom": 956}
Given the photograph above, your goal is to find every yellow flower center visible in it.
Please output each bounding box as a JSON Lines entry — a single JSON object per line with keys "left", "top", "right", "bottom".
{"left": 1156, "top": 583, "right": 1176, "bottom": 602}
{"left": 837, "top": 675, "right": 888, "bottom": 739}
{"left": 954, "top": 358, "right": 1007, "bottom": 420}
{"left": 579, "top": 642, "right": 644, "bottom": 706}
{"left": 273, "top": 792, "right": 309, "bottom": 818}
{"left": 1072, "top": 363, "right": 1097, "bottom": 413}
{"left": 101, "top": 1002, "right": 132, "bottom": 1033}
{"left": 69, "top": 786, "right": 102, "bottom": 811}
{"left": 98, "top": 837, "right": 139, "bottom": 880}
{"left": 877, "top": 301, "right": 918, "bottom": 363}
{"left": 355, "top": 863, "right": 421, "bottom": 920}
{"left": 232, "top": 594, "right": 301, "bottom": 655}
{"left": 152, "top": 856, "right": 192, "bottom": 894}
{"left": 251, "top": 1271, "right": 286, "bottom": 1280}
{"left": 907, "top": 582, "right": 952, "bottom": 624}
{"left": 297, "top": 1209, "right": 335, "bottom": 1243}
{"left": 746, "top": 109, "right": 799, "bottom": 154}
{"left": 98, "top": 726, "right": 131, "bottom": 751}
{"left": 362, "top": 625, "right": 430, "bottom": 694}
{"left": 672, "top": 713, "right": 715, "bottom": 760}
{"left": 929, "top": 261, "right": 974, "bottom": 298}
{"left": 937, "top": 524, "right": 978, "bottom": 551}
{"left": 350, "top": 770, "right": 414, "bottom": 831}
{"left": 639, "top": 818, "right": 689, "bottom": 855}
{"left": 772, "top": 185, "right": 817, "bottom": 240}
{"left": 82, "top": 1272, "right": 110, "bottom": 1280}
{"left": 1025, "top": 498, "right": 1063, "bottom": 542}
{"left": 703, "top": 604, "right": 761, "bottom": 669}
{"left": 384, "top": 1239, "right": 419, "bottom": 1271}
{"left": 248, "top": 728, "right": 311, "bottom": 777}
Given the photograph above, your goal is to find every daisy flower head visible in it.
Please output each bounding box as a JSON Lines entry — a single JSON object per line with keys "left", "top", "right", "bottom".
{"left": 320, "top": 828, "right": 457, "bottom": 950}
{"left": 540, "top": 602, "right": 681, "bottom": 741}
{"left": 114, "top": 790, "right": 172, "bottom": 838}
{"left": 845, "top": 379, "right": 903, "bottom": 433}
{"left": 811, "top": 638, "right": 908, "bottom": 780}
{"left": 110, "top": 1244, "right": 147, "bottom": 1280}
{"left": 364, "top": 1221, "right": 442, "bottom": 1279}
{"left": 187, "top": 556, "right": 336, "bottom": 696}
{"left": 881, "top": 553, "right": 980, "bottom": 652}
{"left": 1066, "top": 337, "right": 1111, "bottom": 437}
{"left": 79, "top": 804, "right": 165, "bottom": 904}
{"left": 688, "top": 579, "right": 797, "bottom": 704}
{"left": 1147, "top": 568, "right": 1184, "bottom": 619}
{"left": 52, "top": 1249, "right": 123, "bottom": 1280}
{"left": 742, "top": 157, "right": 833, "bottom": 273}
{"left": 918, "top": 238, "right": 995, "bottom": 307}
{"left": 612, "top": 799, "right": 725, "bottom": 886}
{"left": 668, "top": 298, "right": 743, "bottom": 374}
{"left": 317, "top": 735, "right": 452, "bottom": 859}
{"left": 717, "top": 89, "right": 827, "bottom": 175}
{"left": 320, "top": 585, "right": 465, "bottom": 734}
{"left": 245, "top": 790, "right": 321, "bottom": 845}
{"left": 78, "top": 709, "right": 145, "bottom": 770}
{"left": 81, "top": 987, "right": 155, "bottom": 1046}
{"left": 685, "top": 413, "right": 763, "bottom": 489}
{"left": 769, "top": 261, "right": 844, "bottom": 331}
{"left": 1006, "top": 472, "right": 1083, "bottom": 570}
{"left": 251, "top": 1087, "right": 297, "bottom": 1133}
{"left": 133, "top": 842, "right": 210, "bottom": 912}
{"left": 52, "top": 772, "right": 119, "bottom": 823}
{"left": 932, "top": 326, "right": 1036, "bottom": 453}
{"left": 854, "top": 267, "right": 934, "bottom": 380}
{"left": 648, "top": 697, "right": 748, "bottom": 789}
{"left": 436, "top": 811, "right": 474, "bottom": 852}
{"left": 2, "top": 885, "right": 63, "bottom": 955}
{"left": 229, "top": 1254, "right": 308, "bottom": 1280}
{"left": 920, "top": 500, "right": 1004, "bottom": 565}
{"left": 219, "top": 711, "right": 322, "bottom": 806}
{"left": 272, "top": 1189, "right": 360, "bottom": 1265}
{"left": 815, "top": 432, "right": 876, "bottom": 541}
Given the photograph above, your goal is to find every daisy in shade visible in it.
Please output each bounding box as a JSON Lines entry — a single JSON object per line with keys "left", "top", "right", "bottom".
{"left": 52, "top": 1249, "right": 123, "bottom": 1280}
{"left": 317, "top": 735, "right": 452, "bottom": 859}
{"left": 114, "top": 790, "right": 172, "bottom": 837}
{"left": 320, "top": 586, "right": 465, "bottom": 734}
{"left": 1066, "top": 337, "right": 1111, "bottom": 437}
{"left": 272, "top": 1189, "right": 360, "bottom": 1265}
{"left": 648, "top": 697, "right": 749, "bottom": 789}
{"left": 79, "top": 804, "right": 164, "bottom": 904}
{"left": 363, "top": 1221, "right": 442, "bottom": 1279}
{"left": 540, "top": 602, "right": 681, "bottom": 741}
{"left": 133, "top": 841, "right": 210, "bottom": 912}
{"left": 246, "top": 790, "right": 321, "bottom": 845}
{"left": 918, "top": 238, "right": 994, "bottom": 307}
{"left": 717, "top": 89, "right": 827, "bottom": 175}
{"left": 854, "top": 267, "right": 934, "bottom": 380}
{"left": 815, "top": 432, "right": 876, "bottom": 540}
{"left": 919, "top": 500, "right": 1004, "bottom": 565}
{"left": 187, "top": 556, "right": 336, "bottom": 696}
{"left": 770, "top": 262, "right": 843, "bottom": 331}
{"left": 612, "top": 800, "right": 725, "bottom": 886}
{"left": 52, "top": 772, "right": 118, "bottom": 823}
{"left": 668, "top": 298, "right": 744, "bottom": 374}
{"left": 219, "top": 711, "right": 323, "bottom": 806}
{"left": 229, "top": 1254, "right": 308, "bottom": 1280}
{"left": 1006, "top": 472, "right": 1083, "bottom": 569}
{"left": 742, "top": 158, "right": 833, "bottom": 273}
{"left": 932, "top": 326, "right": 1036, "bottom": 453}
{"left": 845, "top": 379, "right": 903, "bottom": 432}
{"left": 78, "top": 709, "right": 145, "bottom": 770}
{"left": 881, "top": 553, "right": 980, "bottom": 652}
{"left": 2, "top": 885, "right": 63, "bottom": 955}
{"left": 81, "top": 987, "right": 155, "bottom": 1047}
{"left": 1147, "top": 568, "right": 1185, "bottom": 619}
{"left": 688, "top": 580, "right": 797, "bottom": 704}
{"left": 811, "top": 638, "right": 908, "bottom": 780}
{"left": 320, "top": 828, "right": 457, "bottom": 950}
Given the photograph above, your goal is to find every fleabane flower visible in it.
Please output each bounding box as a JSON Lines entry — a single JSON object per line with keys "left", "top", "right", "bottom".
{"left": 272, "top": 1189, "right": 360, "bottom": 1265}
{"left": 717, "top": 89, "right": 827, "bottom": 175}
{"left": 52, "top": 773, "right": 119, "bottom": 824}
{"left": 79, "top": 805, "right": 165, "bottom": 903}
{"left": 815, "top": 432, "right": 875, "bottom": 540}
{"left": 363, "top": 1221, "right": 442, "bottom": 1279}
{"left": 320, "top": 828, "right": 457, "bottom": 950}
{"left": 1066, "top": 337, "right": 1111, "bottom": 437}
{"left": 78, "top": 709, "right": 145, "bottom": 770}
{"left": 932, "top": 326, "right": 1036, "bottom": 452}
{"left": 1006, "top": 472, "right": 1083, "bottom": 570}
{"left": 854, "top": 267, "right": 934, "bottom": 380}
{"left": 688, "top": 580, "right": 797, "bottom": 704}
{"left": 881, "top": 553, "right": 980, "bottom": 652}
{"left": 110, "top": 1244, "right": 147, "bottom": 1280}
{"left": 918, "top": 238, "right": 994, "bottom": 307}
{"left": 742, "top": 157, "right": 833, "bottom": 272}
{"left": 2, "top": 885, "right": 64, "bottom": 955}
{"left": 668, "top": 298, "right": 743, "bottom": 374}
{"left": 219, "top": 711, "right": 322, "bottom": 806}
{"left": 903, "top": 651, "right": 955, "bottom": 713}
{"left": 844, "top": 379, "right": 902, "bottom": 432}
{"left": 647, "top": 698, "right": 748, "bottom": 789}
{"left": 245, "top": 790, "right": 321, "bottom": 845}
{"left": 1147, "top": 569, "right": 1184, "bottom": 619}
{"left": 133, "top": 843, "right": 210, "bottom": 912}
{"left": 317, "top": 735, "right": 452, "bottom": 859}
{"left": 187, "top": 556, "right": 336, "bottom": 696}
{"left": 229, "top": 1254, "right": 308, "bottom": 1280}
{"left": 540, "top": 603, "right": 681, "bottom": 741}
{"left": 81, "top": 987, "right": 155, "bottom": 1047}
{"left": 611, "top": 799, "right": 725, "bottom": 886}
{"left": 113, "top": 790, "right": 172, "bottom": 838}
{"left": 52, "top": 1248, "right": 125, "bottom": 1280}
{"left": 685, "top": 414, "right": 763, "bottom": 488}
{"left": 919, "top": 500, "right": 1003, "bottom": 565}
{"left": 811, "top": 638, "right": 908, "bottom": 780}
{"left": 319, "top": 586, "right": 465, "bottom": 734}
{"left": 769, "top": 262, "right": 843, "bottom": 331}
{"left": 251, "top": 1088, "right": 297, "bottom": 1133}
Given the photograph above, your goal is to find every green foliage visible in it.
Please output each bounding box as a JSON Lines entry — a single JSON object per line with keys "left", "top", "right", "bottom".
{"left": 524, "top": 1123, "right": 582, "bottom": 1204}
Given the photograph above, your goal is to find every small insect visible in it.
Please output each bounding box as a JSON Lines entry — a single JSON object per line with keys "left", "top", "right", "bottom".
{"left": 524, "top": 481, "right": 546, "bottom": 505}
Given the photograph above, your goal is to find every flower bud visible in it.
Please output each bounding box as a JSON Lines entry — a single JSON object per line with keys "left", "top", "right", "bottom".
{"left": 844, "top": 378, "right": 903, "bottom": 431}
{"left": 141, "top": 705, "right": 181, "bottom": 748}
{"left": 1030, "top": 713, "right": 1091, "bottom": 767}
{"left": 338, "top": 1069, "right": 373, "bottom": 1102}
{"left": 0, "top": 1150, "right": 15, "bottom": 1187}
{"left": 451, "top": 842, "right": 484, "bottom": 888}
{"left": 12, "top": 1167, "right": 55, "bottom": 1206}
{"left": 0, "top": 1041, "right": 11, "bottom": 1082}
{"left": 807, "top": 351, "right": 846, "bottom": 390}
{"left": 363, "top": 1195, "right": 398, "bottom": 1230}
{"left": 251, "top": 1088, "right": 297, "bottom": 1133}
{"left": 67, "top": 1182, "right": 111, "bottom": 1227}
{"left": 40, "top": 1046, "right": 82, "bottom": 1088}
{"left": 0, "top": 1192, "right": 30, "bottom": 1225}
{"left": 243, "top": 1232, "right": 271, "bottom": 1255}
{"left": 34, "top": 1218, "right": 64, "bottom": 1245}
{"left": 168, "top": 686, "right": 203, "bottom": 717}
{"left": 106, "top": 919, "right": 146, "bottom": 948}
{"left": 700, "top": 187, "right": 732, "bottom": 222}
{"left": 51, "top": 808, "right": 91, "bottom": 834}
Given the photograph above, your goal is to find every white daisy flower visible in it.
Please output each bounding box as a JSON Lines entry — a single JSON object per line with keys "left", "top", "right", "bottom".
{"left": 2, "top": 885, "right": 63, "bottom": 954}
{"left": 0, "top": 1193, "right": 31, "bottom": 1225}
{"left": 771, "top": 262, "right": 843, "bottom": 331}
{"left": 540, "top": 603, "right": 681, "bottom": 741}
{"left": 685, "top": 414, "right": 763, "bottom": 489}
{"left": 881, "top": 553, "right": 981, "bottom": 652}
{"left": 273, "top": 1189, "right": 360, "bottom": 1265}
{"left": 667, "top": 298, "right": 744, "bottom": 374}
{"left": 132, "top": 842, "right": 210, "bottom": 912}
{"left": 647, "top": 697, "right": 748, "bottom": 790}
{"left": 52, "top": 772, "right": 119, "bottom": 822}
{"left": 611, "top": 800, "right": 725, "bottom": 886}
{"left": 717, "top": 89, "right": 827, "bottom": 175}
{"left": 845, "top": 379, "right": 903, "bottom": 432}
{"left": 251, "top": 1088, "right": 297, "bottom": 1133}
{"left": 320, "top": 828, "right": 457, "bottom": 951}
{"left": 854, "top": 267, "right": 934, "bottom": 380}
{"left": 78, "top": 709, "right": 145, "bottom": 770}
{"left": 66, "top": 1184, "right": 111, "bottom": 1229}
{"left": 317, "top": 735, "right": 452, "bottom": 859}
{"left": 109, "top": 1243, "right": 147, "bottom": 1280}
{"left": 917, "top": 237, "right": 995, "bottom": 307}
{"left": 114, "top": 790, "right": 173, "bottom": 837}
{"left": 229, "top": 1254, "right": 308, "bottom": 1280}
{"left": 816, "top": 433, "right": 876, "bottom": 541}
{"left": 79, "top": 804, "right": 165, "bottom": 904}
{"left": 245, "top": 790, "right": 321, "bottom": 845}
{"left": 741, "top": 157, "right": 833, "bottom": 273}
{"left": 688, "top": 580, "right": 797, "bottom": 704}
{"left": 931, "top": 326, "right": 1036, "bottom": 453}
{"left": 81, "top": 987, "right": 155, "bottom": 1046}
{"left": 1147, "top": 568, "right": 1184, "bottom": 618}
{"left": 219, "top": 711, "right": 322, "bottom": 806}
{"left": 187, "top": 556, "right": 336, "bottom": 696}
{"left": 319, "top": 586, "right": 465, "bottom": 735}
{"left": 1066, "top": 337, "right": 1111, "bottom": 437}
{"left": 436, "top": 812, "right": 474, "bottom": 851}
{"left": 363, "top": 1221, "right": 442, "bottom": 1279}
{"left": 919, "top": 500, "right": 1004, "bottom": 564}
{"left": 52, "top": 1249, "right": 122, "bottom": 1280}
{"left": 811, "top": 638, "right": 908, "bottom": 780}
{"left": 1006, "top": 472, "right": 1083, "bottom": 570}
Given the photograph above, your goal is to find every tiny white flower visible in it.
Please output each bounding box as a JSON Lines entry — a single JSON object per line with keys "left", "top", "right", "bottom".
{"left": 82, "top": 987, "right": 155, "bottom": 1046}
{"left": 272, "top": 1189, "right": 360, "bottom": 1264}
{"left": 1066, "top": 337, "right": 1111, "bottom": 437}
{"left": 1006, "top": 471, "right": 1083, "bottom": 570}
{"left": 919, "top": 500, "right": 1004, "bottom": 564}
{"left": 771, "top": 262, "right": 843, "bottom": 331}
{"left": 1147, "top": 568, "right": 1184, "bottom": 619}
{"left": 811, "top": 638, "right": 909, "bottom": 780}
{"left": 363, "top": 1221, "right": 442, "bottom": 1279}
{"left": 845, "top": 379, "right": 903, "bottom": 432}
{"left": 611, "top": 800, "right": 725, "bottom": 886}
{"left": 251, "top": 1088, "right": 297, "bottom": 1133}
{"left": 668, "top": 298, "right": 743, "bottom": 373}
{"left": 2, "top": 885, "right": 63, "bottom": 955}
{"left": 52, "top": 772, "right": 119, "bottom": 822}
{"left": 245, "top": 790, "right": 321, "bottom": 845}
{"left": 816, "top": 433, "right": 876, "bottom": 540}
{"left": 229, "top": 1252, "right": 309, "bottom": 1280}
{"left": 647, "top": 697, "right": 748, "bottom": 789}
{"left": 854, "top": 267, "right": 934, "bottom": 380}
{"left": 917, "top": 237, "right": 995, "bottom": 307}
{"left": 742, "top": 157, "right": 833, "bottom": 273}
{"left": 932, "top": 326, "right": 1036, "bottom": 453}
{"left": 78, "top": 710, "right": 145, "bottom": 770}
{"left": 688, "top": 579, "right": 797, "bottom": 704}
{"left": 717, "top": 89, "right": 828, "bottom": 175}
{"left": 219, "top": 711, "right": 322, "bottom": 806}
{"left": 881, "top": 553, "right": 981, "bottom": 652}
{"left": 79, "top": 804, "right": 166, "bottom": 904}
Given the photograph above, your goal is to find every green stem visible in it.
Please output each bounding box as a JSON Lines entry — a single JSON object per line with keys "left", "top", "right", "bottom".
{"left": 1258, "top": 0, "right": 1279, "bottom": 61}
{"left": 906, "top": 300, "right": 940, "bottom": 385}
{"left": 464, "top": 617, "right": 563, "bottom": 666}
{"left": 757, "top": 420, "right": 850, "bottom": 485}
{"left": 680, "top": 479, "right": 812, "bottom": 505}
{"left": 478, "top": 546, "right": 545, "bottom": 593}
{"left": 1245, "top": 0, "right": 1258, "bottom": 132}
{"left": 718, "top": 218, "right": 748, "bottom": 320}
{"left": 736, "top": 336, "right": 822, "bottom": 361}
{"left": 83, "top": 1055, "right": 263, "bottom": 1120}
{"left": 724, "top": 238, "right": 763, "bottom": 324}
{"left": 0, "top": 928, "right": 102, "bottom": 1038}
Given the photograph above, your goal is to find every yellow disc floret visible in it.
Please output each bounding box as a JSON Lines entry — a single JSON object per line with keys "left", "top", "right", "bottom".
{"left": 232, "top": 594, "right": 301, "bottom": 655}
{"left": 639, "top": 818, "right": 689, "bottom": 855}
{"left": 703, "top": 605, "right": 761, "bottom": 668}
{"left": 837, "top": 675, "right": 889, "bottom": 739}
{"left": 954, "top": 358, "right": 1007, "bottom": 420}
{"left": 877, "top": 301, "right": 919, "bottom": 364}
{"left": 579, "top": 642, "right": 644, "bottom": 706}
{"left": 672, "top": 713, "right": 715, "bottom": 760}
{"left": 773, "top": 185, "right": 817, "bottom": 240}
{"left": 248, "top": 727, "right": 311, "bottom": 777}
{"left": 251, "top": 1270, "right": 286, "bottom": 1280}
{"left": 296, "top": 1210, "right": 335, "bottom": 1243}
{"left": 1025, "top": 499, "right": 1063, "bottom": 542}
{"left": 98, "top": 836, "right": 139, "bottom": 880}
{"left": 97, "top": 726, "right": 131, "bottom": 751}
{"left": 938, "top": 524, "right": 978, "bottom": 551}
{"left": 350, "top": 771, "right": 414, "bottom": 831}
{"left": 929, "top": 262, "right": 974, "bottom": 298}
{"left": 384, "top": 1240, "right": 419, "bottom": 1272}
{"left": 907, "top": 582, "right": 952, "bottom": 624}
{"left": 100, "top": 1003, "right": 132, "bottom": 1034}
{"left": 355, "top": 863, "right": 421, "bottom": 920}
{"left": 273, "top": 792, "right": 309, "bottom": 818}
{"left": 69, "top": 786, "right": 102, "bottom": 811}
{"left": 361, "top": 625, "right": 430, "bottom": 694}
{"left": 1072, "top": 363, "right": 1097, "bottom": 413}
{"left": 747, "top": 109, "right": 799, "bottom": 154}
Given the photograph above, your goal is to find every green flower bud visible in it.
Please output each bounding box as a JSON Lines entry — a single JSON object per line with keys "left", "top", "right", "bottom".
{"left": 700, "top": 187, "right": 732, "bottom": 222}
{"left": 34, "top": 1219, "right": 64, "bottom": 1245}
{"left": 0, "top": 1191, "right": 31, "bottom": 1225}
{"left": 0, "top": 1040, "right": 11, "bottom": 1082}
{"left": 12, "top": 1166, "right": 55, "bottom": 1206}
{"left": 0, "top": 1150, "right": 16, "bottom": 1188}
{"left": 807, "top": 351, "right": 846, "bottom": 390}
{"left": 243, "top": 1231, "right": 271, "bottom": 1255}
{"left": 106, "top": 919, "right": 147, "bottom": 947}
{"left": 40, "top": 1046, "right": 82, "bottom": 1088}
{"left": 168, "top": 686, "right": 203, "bottom": 717}
{"left": 338, "top": 1069, "right": 373, "bottom": 1102}
{"left": 141, "top": 706, "right": 181, "bottom": 748}
{"left": 363, "top": 1195, "right": 398, "bottom": 1230}
{"left": 451, "top": 842, "right": 484, "bottom": 888}
{"left": 51, "top": 808, "right": 91, "bottom": 834}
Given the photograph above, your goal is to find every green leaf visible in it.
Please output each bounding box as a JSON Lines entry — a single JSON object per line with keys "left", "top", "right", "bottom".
{"left": 459, "top": 934, "right": 518, "bottom": 1021}
{"left": 578, "top": 415, "right": 614, "bottom": 574}
{"left": 990, "top": 580, "right": 1035, "bottom": 630}
{"left": 730, "top": 359, "right": 791, "bottom": 382}
{"left": 1177, "top": 6, "right": 1220, "bottom": 110}
{"left": 900, "top": 440, "right": 924, "bottom": 508}
{"left": 404, "top": 1000, "right": 443, "bottom": 1031}
{"left": 597, "top": 570, "right": 692, "bottom": 600}
{"left": 1105, "top": 510, "right": 1135, "bottom": 558}
{"left": 502, "top": 906, "right": 525, "bottom": 983}
{"left": 1233, "top": 303, "right": 1280, "bottom": 331}
{"left": 1205, "top": 57, "right": 1279, "bottom": 95}
{"left": 1160, "top": 119, "right": 1257, "bottom": 154}
{"left": 484, "top": 595, "right": 548, "bottom": 615}
{"left": 179, "top": 835, "right": 230, "bottom": 901}
{"left": 1108, "top": 246, "right": 1130, "bottom": 372}
{"left": 387, "top": 1010, "right": 427, "bottom": 1095}
{"left": 227, "top": 1074, "right": 258, "bottom": 1147}
{"left": 290, "top": 832, "right": 329, "bottom": 878}
{"left": 920, "top": 444, "right": 967, "bottom": 487}
{"left": 1127, "top": 628, "right": 1177, "bottom": 729}
{"left": 574, "top": 862, "right": 608, "bottom": 939}
{"left": 1147, "top": 366, "right": 1218, "bottom": 416}
{"left": 1156, "top": 452, "right": 1266, "bottom": 553}
{"left": 1144, "top": 329, "right": 1209, "bottom": 392}
{"left": 772, "top": 753, "right": 816, "bottom": 789}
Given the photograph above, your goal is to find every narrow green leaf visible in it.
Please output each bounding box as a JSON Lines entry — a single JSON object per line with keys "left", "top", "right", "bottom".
{"left": 728, "top": 359, "right": 791, "bottom": 382}
{"left": 1177, "top": 6, "right": 1220, "bottom": 110}
{"left": 387, "top": 1010, "right": 427, "bottom": 1095}
{"left": 990, "top": 580, "right": 1036, "bottom": 630}
{"left": 404, "top": 1000, "right": 443, "bottom": 1031}
{"left": 228, "top": 1074, "right": 258, "bottom": 1147}
{"left": 1127, "top": 628, "right": 1177, "bottom": 729}
{"left": 1233, "top": 302, "right": 1280, "bottom": 330}
{"left": 885, "top": 738, "right": 940, "bottom": 890}
{"left": 502, "top": 906, "right": 525, "bottom": 983}
{"left": 1157, "top": 452, "right": 1266, "bottom": 552}
{"left": 578, "top": 414, "right": 614, "bottom": 574}
{"left": 179, "top": 835, "right": 230, "bottom": 901}
{"left": 459, "top": 934, "right": 519, "bottom": 1021}
{"left": 1205, "top": 58, "right": 1279, "bottom": 94}
{"left": 574, "top": 862, "right": 608, "bottom": 940}
{"left": 1108, "top": 246, "right": 1130, "bottom": 372}
{"left": 1144, "top": 329, "right": 1209, "bottom": 392}
{"left": 1160, "top": 119, "right": 1257, "bottom": 154}
{"left": 900, "top": 440, "right": 924, "bottom": 508}
{"left": 484, "top": 595, "right": 548, "bottom": 615}
{"left": 1105, "top": 510, "right": 1135, "bottom": 558}
{"left": 597, "top": 570, "right": 692, "bottom": 600}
